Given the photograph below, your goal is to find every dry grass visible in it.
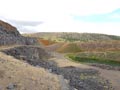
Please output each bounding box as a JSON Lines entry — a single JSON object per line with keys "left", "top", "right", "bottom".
{"left": 46, "top": 42, "right": 64, "bottom": 51}
{"left": 46, "top": 41, "right": 120, "bottom": 53}
{"left": 76, "top": 40, "right": 120, "bottom": 52}
{"left": 0, "top": 52, "right": 61, "bottom": 90}
{"left": 57, "top": 42, "right": 81, "bottom": 53}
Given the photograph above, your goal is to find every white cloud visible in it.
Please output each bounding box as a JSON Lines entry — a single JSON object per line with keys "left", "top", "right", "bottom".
{"left": 67, "top": 0, "right": 120, "bottom": 15}
{"left": 0, "top": 0, "right": 120, "bottom": 35}
{"left": 0, "top": 0, "right": 120, "bottom": 20}
{"left": 23, "top": 18, "right": 120, "bottom": 36}
{"left": 110, "top": 14, "right": 120, "bottom": 19}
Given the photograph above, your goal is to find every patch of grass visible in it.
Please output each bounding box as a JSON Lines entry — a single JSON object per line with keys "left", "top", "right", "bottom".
{"left": 67, "top": 54, "right": 120, "bottom": 66}
{"left": 76, "top": 51, "right": 120, "bottom": 62}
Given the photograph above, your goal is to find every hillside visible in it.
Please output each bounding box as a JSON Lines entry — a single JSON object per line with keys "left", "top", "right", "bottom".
{"left": 0, "top": 20, "right": 65, "bottom": 90}
{"left": 1, "top": 46, "right": 113, "bottom": 90}
{"left": 57, "top": 42, "right": 82, "bottom": 53}
{"left": 46, "top": 41, "right": 120, "bottom": 53}
{"left": 0, "top": 20, "right": 38, "bottom": 46}
{"left": 0, "top": 52, "right": 61, "bottom": 90}
{"left": 0, "top": 20, "right": 120, "bottom": 90}
{"left": 24, "top": 32, "right": 120, "bottom": 42}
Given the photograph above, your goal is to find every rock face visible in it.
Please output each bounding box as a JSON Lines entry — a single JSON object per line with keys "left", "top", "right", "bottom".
{"left": 0, "top": 20, "right": 38, "bottom": 45}
{"left": 3, "top": 46, "right": 51, "bottom": 60}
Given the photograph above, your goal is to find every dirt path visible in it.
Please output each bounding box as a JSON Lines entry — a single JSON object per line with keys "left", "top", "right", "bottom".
{"left": 50, "top": 52, "right": 120, "bottom": 90}
{"left": 97, "top": 69, "right": 120, "bottom": 90}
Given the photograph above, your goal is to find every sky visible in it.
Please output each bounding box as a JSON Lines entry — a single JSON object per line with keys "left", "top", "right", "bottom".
{"left": 0, "top": 0, "right": 120, "bottom": 36}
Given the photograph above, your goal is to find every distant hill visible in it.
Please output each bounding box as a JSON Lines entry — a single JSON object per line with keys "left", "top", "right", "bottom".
{"left": 25, "top": 32, "right": 120, "bottom": 53}
{"left": 46, "top": 41, "right": 120, "bottom": 53}
{"left": 24, "top": 32, "right": 120, "bottom": 42}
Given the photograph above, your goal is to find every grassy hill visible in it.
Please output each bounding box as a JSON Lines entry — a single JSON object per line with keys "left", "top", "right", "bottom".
{"left": 23, "top": 32, "right": 120, "bottom": 42}
{"left": 57, "top": 42, "right": 82, "bottom": 53}
{"left": 46, "top": 41, "right": 120, "bottom": 53}
{"left": 24, "top": 32, "right": 120, "bottom": 66}
{"left": 59, "top": 33, "right": 120, "bottom": 42}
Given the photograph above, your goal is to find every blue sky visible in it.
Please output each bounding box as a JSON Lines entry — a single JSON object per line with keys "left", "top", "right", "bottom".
{"left": 73, "top": 9, "right": 120, "bottom": 22}
{"left": 0, "top": 0, "right": 120, "bottom": 35}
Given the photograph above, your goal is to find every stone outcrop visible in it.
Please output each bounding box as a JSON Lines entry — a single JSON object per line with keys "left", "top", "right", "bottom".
{"left": 0, "top": 20, "right": 38, "bottom": 45}
{"left": 3, "top": 46, "right": 51, "bottom": 60}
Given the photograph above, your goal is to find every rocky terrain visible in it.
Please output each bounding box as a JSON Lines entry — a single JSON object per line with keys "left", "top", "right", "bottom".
{"left": 2, "top": 46, "right": 51, "bottom": 61}
{"left": 0, "top": 52, "right": 61, "bottom": 90}
{"left": 1, "top": 46, "right": 113, "bottom": 90}
{"left": 0, "top": 20, "right": 38, "bottom": 45}
{"left": 0, "top": 20, "right": 63, "bottom": 90}
{"left": 0, "top": 20, "right": 120, "bottom": 90}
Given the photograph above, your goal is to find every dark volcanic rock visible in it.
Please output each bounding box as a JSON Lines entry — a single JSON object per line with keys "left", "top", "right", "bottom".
{"left": 0, "top": 20, "right": 20, "bottom": 36}
{"left": 2, "top": 46, "right": 51, "bottom": 61}
{"left": 0, "top": 20, "right": 38, "bottom": 45}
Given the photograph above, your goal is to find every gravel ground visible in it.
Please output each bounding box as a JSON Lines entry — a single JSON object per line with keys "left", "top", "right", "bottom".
{"left": 2, "top": 46, "right": 114, "bottom": 90}
{"left": 89, "top": 63, "right": 120, "bottom": 71}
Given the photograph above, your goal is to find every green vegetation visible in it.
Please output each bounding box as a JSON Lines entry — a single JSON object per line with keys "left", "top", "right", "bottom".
{"left": 67, "top": 54, "right": 120, "bottom": 66}
{"left": 61, "top": 33, "right": 120, "bottom": 42}
{"left": 23, "top": 32, "right": 120, "bottom": 67}
{"left": 76, "top": 52, "right": 120, "bottom": 62}
{"left": 108, "top": 35, "right": 120, "bottom": 40}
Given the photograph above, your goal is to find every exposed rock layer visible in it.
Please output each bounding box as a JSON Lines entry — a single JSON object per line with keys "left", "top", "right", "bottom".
{"left": 0, "top": 20, "right": 37, "bottom": 45}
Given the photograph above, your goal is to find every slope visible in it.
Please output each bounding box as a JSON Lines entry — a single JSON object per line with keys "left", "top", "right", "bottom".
{"left": 0, "top": 20, "right": 38, "bottom": 46}
{"left": 0, "top": 52, "right": 61, "bottom": 90}
{"left": 24, "top": 32, "right": 120, "bottom": 42}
